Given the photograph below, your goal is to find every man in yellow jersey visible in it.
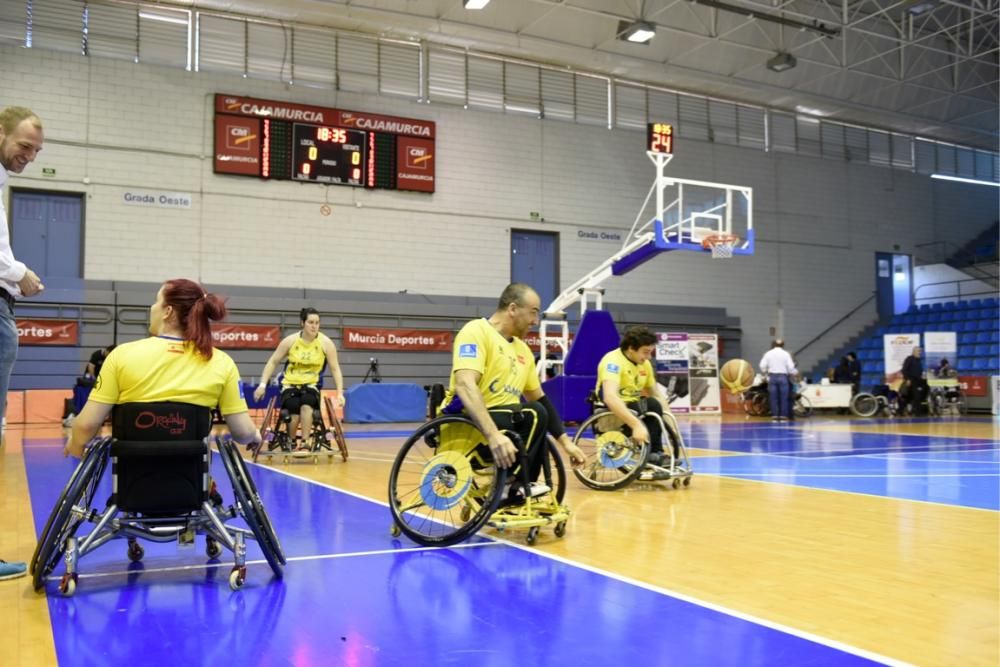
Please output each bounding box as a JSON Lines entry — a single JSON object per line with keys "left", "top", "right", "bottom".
{"left": 440, "top": 283, "right": 584, "bottom": 501}
{"left": 254, "top": 307, "right": 344, "bottom": 451}
{"left": 596, "top": 325, "right": 678, "bottom": 467}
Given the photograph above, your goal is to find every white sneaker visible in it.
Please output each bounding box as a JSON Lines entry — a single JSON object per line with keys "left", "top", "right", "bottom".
{"left": 526, "top": 482, "right": 551, "bottom": 497}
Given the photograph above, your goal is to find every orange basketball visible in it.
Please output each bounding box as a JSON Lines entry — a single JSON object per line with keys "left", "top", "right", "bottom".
{"left": 720, "top": 358, "right": 755, "bottom": 394}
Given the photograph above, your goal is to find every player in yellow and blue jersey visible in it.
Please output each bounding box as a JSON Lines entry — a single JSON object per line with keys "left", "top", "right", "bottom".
{"left": 440, "top": 283, "right": 584, "bottom": 502}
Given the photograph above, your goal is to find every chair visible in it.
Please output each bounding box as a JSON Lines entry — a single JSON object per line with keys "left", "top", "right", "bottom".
{"left": 388, "top": 414, "right": 570, "bottom": 546}
{"left": 31, "top": 402, "right": 285, "bottom": 595}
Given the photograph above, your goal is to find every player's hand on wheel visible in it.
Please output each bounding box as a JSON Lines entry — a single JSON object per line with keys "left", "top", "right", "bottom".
{"left": 488, "top": 432, "right": 518, "bottom": 469}
{"left": 630, "top": 421, "right": 650, "bottom": 445}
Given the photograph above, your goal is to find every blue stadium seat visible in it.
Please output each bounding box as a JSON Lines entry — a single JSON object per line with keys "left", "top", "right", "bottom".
{"left": 990, "top": 343, "right": 999, "bottom": 356}
{"left": 972, "top": 358, "right": 988, "bottom": 371}
{"left": 931, "top": 302, "right": 943, "bottom": 311}
{"left": 974, "top": 344, "right": 990, "bottom": 356}
{"left": 942, "top": 301, "right": 957, "bottom": 311}
{"left": 986, "top": 298, "right": 999, "bottom": 308}
{"left": 941, "top": 312, "right": 955, "bottom": 322}
{"left": 960, "top": 332, "right": 976, "bottom": 344}
{"left": 968, "top": 298, "right": 983, "bottom": 309}
{"left": 978, "top": 331, "right": 993, "bottom": 343}
{"left": 918, "top": 304, "right": 931, "bottom": 312}
{"left": 992, "top": 331, "right": 1000, "bottom": 343}
{"left": 957, "top": 358, "right": 974, "bottom": 371}
{"left": 927, "top": 313, "right": 942, "bottom": 323}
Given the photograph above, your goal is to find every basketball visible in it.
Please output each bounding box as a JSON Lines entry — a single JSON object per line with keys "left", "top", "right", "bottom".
{"left": 720, "top": 358, "right": 755, "bottom": 394}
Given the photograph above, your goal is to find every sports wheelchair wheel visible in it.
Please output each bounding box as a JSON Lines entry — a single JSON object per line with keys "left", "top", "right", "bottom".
{"left": 253, "top": 396, "right": 279, "bottom": 463}
{"left": 323, "top": 396, "right": 349, "bottom": 461}
{"left": 850, "top": 393, "right": 879, "bottom": 417}
{"left": 31, "top": 438, "right": 112, "bottom": 591}
{"left": 388, "top": 415, "right": 508, "bottom": 547}
{"left": 542, "top": 439, "right": 567, "bottom": 505}
{"left": 218, "top": 438, "right": 285, "bottom": 575}
{"left": 793, "top": 394, "right": 813, "bottom": 418}
{"left": 571, "top": 411, "right": 649, "bottom": 491}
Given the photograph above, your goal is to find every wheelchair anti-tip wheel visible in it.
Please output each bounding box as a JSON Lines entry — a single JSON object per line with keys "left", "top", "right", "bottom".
{"left": 388, "top": 415, "right": 508, "bottom": 547}
{"left": 572, "top": 411, "right": 649, "bottom": 491}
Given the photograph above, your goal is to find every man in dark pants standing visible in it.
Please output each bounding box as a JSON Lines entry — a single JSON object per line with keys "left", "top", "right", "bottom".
{"left": 759, "top": 339, "right": 797, "bottom": 421}
{"left": 0, "top": 106, "right": 46, "bottom": 581}
{"left": 901, "top": 347, "right": 928, "bottom": 416}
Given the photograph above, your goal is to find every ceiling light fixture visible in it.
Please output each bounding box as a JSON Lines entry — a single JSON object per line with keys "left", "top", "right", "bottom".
{"left": 766, "top": 52, "right": 797, "bottom": 72}
{"left": 463, "top": 0, "right": 491, "bottom": 9}
{"left": 617, "top": 20, "right": 656, "bottom": 44}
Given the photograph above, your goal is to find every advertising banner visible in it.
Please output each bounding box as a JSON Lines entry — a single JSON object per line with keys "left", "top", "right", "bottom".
{"left": 883, "top": 333, "right": 920, "bottom": 384}
{"left": 687, "top": 333, "right": 721, "bottom": 414}
{"left": 17, "top": 320, "right": 78, "bottom": 345}
{"left": 210, "top": 324, "right": 282, "bottom": 349}
{"left": 655, "top": 332, "right": 690, "bottom": 413}
{"left": 342, "top": 327, "right": 452, "bottom": 352}
{"left": 923, "top": 331, "right": 957, "bottom": 370}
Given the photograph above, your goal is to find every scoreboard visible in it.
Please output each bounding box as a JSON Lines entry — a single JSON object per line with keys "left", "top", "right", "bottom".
{"left": 214, "top": 94, "right": 435, "bottom": 193}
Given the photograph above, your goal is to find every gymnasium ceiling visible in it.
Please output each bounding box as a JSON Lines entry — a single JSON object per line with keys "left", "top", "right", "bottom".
{"left": 176, "top": 0, "right": 998, "bottom": 150}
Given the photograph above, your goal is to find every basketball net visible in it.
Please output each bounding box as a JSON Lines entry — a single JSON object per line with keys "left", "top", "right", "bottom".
{"left": 702, "top": 234, "right": 739, "bottom": 259}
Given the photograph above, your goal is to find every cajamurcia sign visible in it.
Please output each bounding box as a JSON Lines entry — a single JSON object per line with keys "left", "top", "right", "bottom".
{"left": 213, "top": 94, "right": 436, "bottom": 193}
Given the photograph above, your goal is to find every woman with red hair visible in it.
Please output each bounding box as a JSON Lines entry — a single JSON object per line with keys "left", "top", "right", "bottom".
{"left": 65, "top": 279, "right": 260, "bottom": 456}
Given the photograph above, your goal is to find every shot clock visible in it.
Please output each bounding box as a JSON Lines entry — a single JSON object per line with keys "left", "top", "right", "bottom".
{"left": 647, "top": 122, "right": 674, "bottom": 154}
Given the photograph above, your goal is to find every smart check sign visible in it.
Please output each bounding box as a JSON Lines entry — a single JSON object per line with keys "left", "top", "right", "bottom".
{"left": 213, "top": 94, "right": 436, "bottom": 193}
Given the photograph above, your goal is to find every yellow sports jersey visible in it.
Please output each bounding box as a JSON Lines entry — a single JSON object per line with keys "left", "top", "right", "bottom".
{"left": 89, "top": 336, "right": 247, "bottom": 415}
{"left": 282, "top": 334, "right": 327, "bottom": 387}
{"left": 596, "top": 348, "right": 655, "bottom": 402}
{"left": 441, "top": 318, "right": 540, "bottom": 411}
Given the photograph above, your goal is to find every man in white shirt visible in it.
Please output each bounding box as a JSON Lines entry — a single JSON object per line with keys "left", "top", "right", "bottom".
{"left": 759, "top": 339, "right": 797, "bottom": 421}
{"left": 0, "top": 106, "right": 45, "bottom": 582}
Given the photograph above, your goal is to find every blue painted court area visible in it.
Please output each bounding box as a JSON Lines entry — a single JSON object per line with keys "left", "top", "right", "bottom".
{"left": 679, "top": 421, "right": 1000, "bottom": 510}
{"left": 24, "top": 439, "right": 892, "bottom": 667}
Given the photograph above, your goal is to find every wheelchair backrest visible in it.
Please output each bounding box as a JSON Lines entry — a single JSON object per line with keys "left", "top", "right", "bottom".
{"left": 110, "top": 402, "right": 212, "bottom": 514}
{"left": 112, "top": 402, "right": 212, "bottom": 441}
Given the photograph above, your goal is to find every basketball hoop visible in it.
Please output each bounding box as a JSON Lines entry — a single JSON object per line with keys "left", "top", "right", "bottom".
{"left": 702, "top": 234, "right": 739, "bottom": 259}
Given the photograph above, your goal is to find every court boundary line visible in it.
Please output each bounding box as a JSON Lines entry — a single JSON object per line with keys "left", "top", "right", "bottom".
{"left": 54, "top": 541, "right": 504, "bottom": 582}
{"left": 245, "top": 457, "right": 914, "bottom": 667}
{"left": 696, "top": 470, "right": 999, "bottom": 512}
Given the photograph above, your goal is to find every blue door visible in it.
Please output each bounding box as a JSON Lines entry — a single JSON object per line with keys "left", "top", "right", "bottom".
{"left": 10, "top": 190, "right": 83, "bottom": 287}
{"left": 511, "top": 230, "right": 558, "bottom": 311}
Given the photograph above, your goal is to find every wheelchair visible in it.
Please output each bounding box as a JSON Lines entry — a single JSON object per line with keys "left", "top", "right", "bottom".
{"left": 850, "top": 385, "right": 901, "bottom": 417}
{"left": 571, "top": 397, "right": 693, "bottom": 490}
{"left": 253, "top": 393, "right": 348, "bottom": 464}
{"left": 927, "top": 381, "right": 967, "bottom": 416}
{"left": 30, "top": 402, "right": 285, "bottom": 596}
{"left": 741, "top": 380, "right": 813, "bottom": 418}
{"left": 387, "top": 413, "right": 570, "bottom": 547}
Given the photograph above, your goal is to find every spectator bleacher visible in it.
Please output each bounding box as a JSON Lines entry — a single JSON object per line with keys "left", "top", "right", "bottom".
{"left": 856, "top": 297, "right": 999, "bottom": 389}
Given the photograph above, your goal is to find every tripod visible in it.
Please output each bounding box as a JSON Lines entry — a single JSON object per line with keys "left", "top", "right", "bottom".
{"left": 363, "top": 357, "right": 382, "bottom": 383}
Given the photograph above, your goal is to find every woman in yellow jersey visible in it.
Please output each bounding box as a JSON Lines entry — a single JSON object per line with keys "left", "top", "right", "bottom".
{"left": 65, "top": 279, "right": 261, "bottom": 457}
{"left": 595, "top": 325, "right": 677, "bottom": 465}
{"left": 253, "top": 307, "right": 344, "bottom": 451}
